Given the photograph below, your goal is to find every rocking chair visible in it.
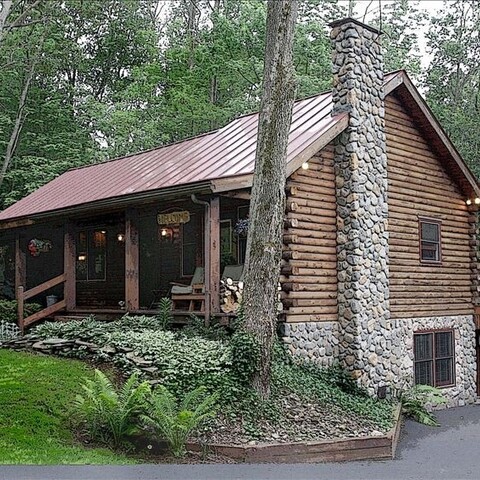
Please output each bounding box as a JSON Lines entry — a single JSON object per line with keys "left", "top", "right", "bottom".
{"left": 171, "top": 267, "right": 205, "bottom": 312}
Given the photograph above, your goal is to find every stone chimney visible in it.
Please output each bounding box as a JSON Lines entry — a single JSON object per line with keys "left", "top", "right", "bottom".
{"left": 330, "top": 18, "right": 395, "bottom": 393}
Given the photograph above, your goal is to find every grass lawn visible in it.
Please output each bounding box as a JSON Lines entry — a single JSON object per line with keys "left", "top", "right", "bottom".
{"left": 0, "top": 349, "right": 135, "bottom": 464}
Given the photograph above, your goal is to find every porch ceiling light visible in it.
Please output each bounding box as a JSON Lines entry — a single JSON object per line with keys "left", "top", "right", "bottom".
{"left": 466, "top": 199, "right": 472, "bottom": 206}
{"left": 78, "top": 254, "right": 86, "bottom": 261}
{"left": 301, "top": 162, "right": 309, "bottom": 170}
{"left": 117, "top": 233, "right": 125, "bottom": 242}
{"left": 475, "top": 198, "right": 480, "bottom": 205}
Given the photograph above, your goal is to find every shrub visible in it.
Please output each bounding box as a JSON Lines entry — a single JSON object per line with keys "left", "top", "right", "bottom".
{"left": 0, "top": 300, "right": 41, "bottom": 323}
{"left": 73, "top": 370, "right": 151, "bottom": 449}
{"left": 32, "top": 314, "right": 168, "bottom": 342}
{"left": 106, "top": 330, "right": 232, "bottom": 395}
{"left": 179, "top": 314, "right": 230, "bottom": 341}
{"left": 142, "top": 385, "right": 218, "bottom": 457}
{"left": 401, "top": 384, "right": 446, "bottom": 426}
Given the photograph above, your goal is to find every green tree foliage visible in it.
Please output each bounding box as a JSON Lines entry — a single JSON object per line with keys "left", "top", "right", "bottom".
{"left": 424, "top": 0, "right": 480, "bottom": 176}
{"left": 0, "top": 0, "right": 159, "bottom": 207}
{"left": 371, "top": 0, "right": 426, "bottom": 78}
{"left": 0, "top": 0, "right": 349, "bottom": 210}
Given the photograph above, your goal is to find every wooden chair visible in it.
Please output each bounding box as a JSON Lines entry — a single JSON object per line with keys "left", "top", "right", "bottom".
{"left": 171, "top": 267, "right": 205, "bottom": 312}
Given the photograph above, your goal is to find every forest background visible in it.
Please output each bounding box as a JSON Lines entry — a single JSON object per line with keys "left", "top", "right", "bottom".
{"left": 0, "top": 0, "right": 478, "bottom": 210}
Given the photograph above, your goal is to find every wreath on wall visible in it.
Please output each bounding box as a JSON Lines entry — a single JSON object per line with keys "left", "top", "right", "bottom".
{"left": 28, "top": 239, "right": 53, "bottom": 257}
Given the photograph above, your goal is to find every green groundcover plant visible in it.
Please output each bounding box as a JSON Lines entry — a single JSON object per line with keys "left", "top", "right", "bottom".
{"left": 401, "top": 384, "right": 446, "bottom": 426}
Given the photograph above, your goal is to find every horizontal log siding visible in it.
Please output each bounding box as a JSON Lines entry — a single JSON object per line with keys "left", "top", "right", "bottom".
{"left": 386, "top": 94, "right": 474, "bottom": 319}
{"left": 282, "top": 144, "right": 338, "bottom": 323}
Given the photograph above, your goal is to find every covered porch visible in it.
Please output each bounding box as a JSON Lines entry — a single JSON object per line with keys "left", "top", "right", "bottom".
{"left": 2, "top": 192, "right": 249, "bottom": 331}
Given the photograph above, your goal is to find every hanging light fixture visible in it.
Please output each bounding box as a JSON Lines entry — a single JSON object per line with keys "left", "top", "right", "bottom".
{"left": 117, "top": 233, "right": 125, "bottom": 242}
{"left": 159, "top": 227, "right": 173, "bottom": 241}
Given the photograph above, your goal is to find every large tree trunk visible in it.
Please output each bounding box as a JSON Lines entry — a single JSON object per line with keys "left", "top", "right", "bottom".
{"left": 241, "top": 0, "right": 298, "bottom": 400}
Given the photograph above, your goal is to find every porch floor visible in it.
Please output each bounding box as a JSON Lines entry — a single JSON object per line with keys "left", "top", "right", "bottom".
{"left": 53, "top": 308, "right": 234, "bottom": 325}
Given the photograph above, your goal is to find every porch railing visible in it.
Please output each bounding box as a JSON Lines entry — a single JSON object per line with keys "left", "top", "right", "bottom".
{"left": 17, "top": 274, "right": 66, "bottom": 333}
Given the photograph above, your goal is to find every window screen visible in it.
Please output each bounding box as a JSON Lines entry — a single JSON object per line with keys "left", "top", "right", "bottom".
{"left": 414, "top": 330, "right": 454, "bottom": 387}
{"left": 420, "top": 220, "right": 441, "bottom": 262}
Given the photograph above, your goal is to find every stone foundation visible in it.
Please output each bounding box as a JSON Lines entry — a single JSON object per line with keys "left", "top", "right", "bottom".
{"left": 281, "top": 322, "right": 339, "bottom": 367}
{"left": 281, "top": 314, "right": 477, "bottom": 407}
{"left": 395, "top": 315, "right": 477, "bottom": 407}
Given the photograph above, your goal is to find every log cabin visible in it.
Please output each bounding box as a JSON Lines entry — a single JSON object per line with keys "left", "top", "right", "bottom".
{"left": 0, "top": 18, "right": 479, "bottom": 405}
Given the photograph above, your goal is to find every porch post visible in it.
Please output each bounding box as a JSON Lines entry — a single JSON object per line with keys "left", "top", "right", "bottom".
{"left": 15, "top": 234, "right": 26, "bottom": 295}
{"left": 64, "top": 223, "right": 76, "bottom": 311}
{"left": 209, "top": 196, "right": 221, "bottom": 317}
{"left": 15, "top": 234, "right": 26, "bottom": 329}
{"left": 125, "top": 208, "right": 139, "bottom": 311}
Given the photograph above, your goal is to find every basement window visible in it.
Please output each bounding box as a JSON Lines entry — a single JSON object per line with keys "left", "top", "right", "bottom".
{"left": 419, "top": 219, "right": 441, "bottom": 263}
{"left": 414, "top": 330, "right": 455, "bottom": 388}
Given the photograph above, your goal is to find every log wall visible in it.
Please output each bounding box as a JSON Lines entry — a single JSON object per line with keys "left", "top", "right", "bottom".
{"left": 282, "top": 144, "right": 338, "bottom": 323}
{"left": 386, "top": 94, "right": 474, "bottom": 319}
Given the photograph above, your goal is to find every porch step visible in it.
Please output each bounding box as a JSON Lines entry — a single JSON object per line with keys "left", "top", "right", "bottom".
{"left": 54, "top": 315, "right": 89, "bottom": 323}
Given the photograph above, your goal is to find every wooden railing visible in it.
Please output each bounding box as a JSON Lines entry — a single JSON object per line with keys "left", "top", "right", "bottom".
{"left": 17, "top": 273, "right": 67, "bottom": 332}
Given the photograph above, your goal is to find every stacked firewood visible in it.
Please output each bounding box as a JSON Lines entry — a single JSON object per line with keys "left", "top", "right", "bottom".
{"left": 220, "top": 278, "right": 244, "bottom": 313}
{"left": 220, "top": 278, "right": 284, "bottom": 314}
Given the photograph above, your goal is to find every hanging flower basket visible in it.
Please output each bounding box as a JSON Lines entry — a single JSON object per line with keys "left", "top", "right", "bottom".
{"left": 28, "top": 239, "right": 52, "bottom": 257}
{"left": 234, "top": 218, "right": 249, "bottom": 237}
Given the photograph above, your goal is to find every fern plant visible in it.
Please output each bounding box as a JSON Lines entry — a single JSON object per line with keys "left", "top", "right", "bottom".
{"left": 74, "top": 369, "right": 151, "bottom": 449}
{"left": 142, "top": 385, "right": 219, "bottom": 457}
{"left": 401, "top": 384, "right": 447, "bottom": 426}
{"left": 156, "top": 298, "right": 173, "bottom": 330}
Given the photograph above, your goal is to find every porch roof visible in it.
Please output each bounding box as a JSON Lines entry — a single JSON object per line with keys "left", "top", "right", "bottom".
{"left": 0, "top": 74, "right": 356, "bottom": 223}
{"left": 1, "top": 69, "right": 477, "bottom": 225}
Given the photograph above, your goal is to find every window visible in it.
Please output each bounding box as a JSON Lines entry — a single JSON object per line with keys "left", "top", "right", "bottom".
{"left": 76, "top": 230, "right": 107, "bottom": 281}
{"left": 414, "top": 330, "right": 455, "bottom": 387}
{"left": 419, "top": 219, "right": 441, "bottom": 263}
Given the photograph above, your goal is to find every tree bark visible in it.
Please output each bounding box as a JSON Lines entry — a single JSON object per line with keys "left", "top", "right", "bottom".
{"left": 241, "top": 0, "right": 298, "bottom": 399}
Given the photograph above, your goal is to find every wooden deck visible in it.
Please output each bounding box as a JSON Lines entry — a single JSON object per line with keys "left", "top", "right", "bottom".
{"left": 52, "top": 308, "right": 235, "bottom": 325}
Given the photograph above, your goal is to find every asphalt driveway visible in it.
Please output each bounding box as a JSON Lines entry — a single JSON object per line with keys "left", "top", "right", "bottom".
{"left": 1, "top": 404, "right": 479, "bottom": 480}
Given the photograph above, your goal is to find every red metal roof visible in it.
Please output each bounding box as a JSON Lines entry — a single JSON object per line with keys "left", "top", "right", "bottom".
{"left": 0, "top": 72, "right": 403, "bottom": 222}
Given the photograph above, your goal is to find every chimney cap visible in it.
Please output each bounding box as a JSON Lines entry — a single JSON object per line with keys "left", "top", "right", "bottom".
{"left": 329, "top": 17, "right": 382, "bottom": 36}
